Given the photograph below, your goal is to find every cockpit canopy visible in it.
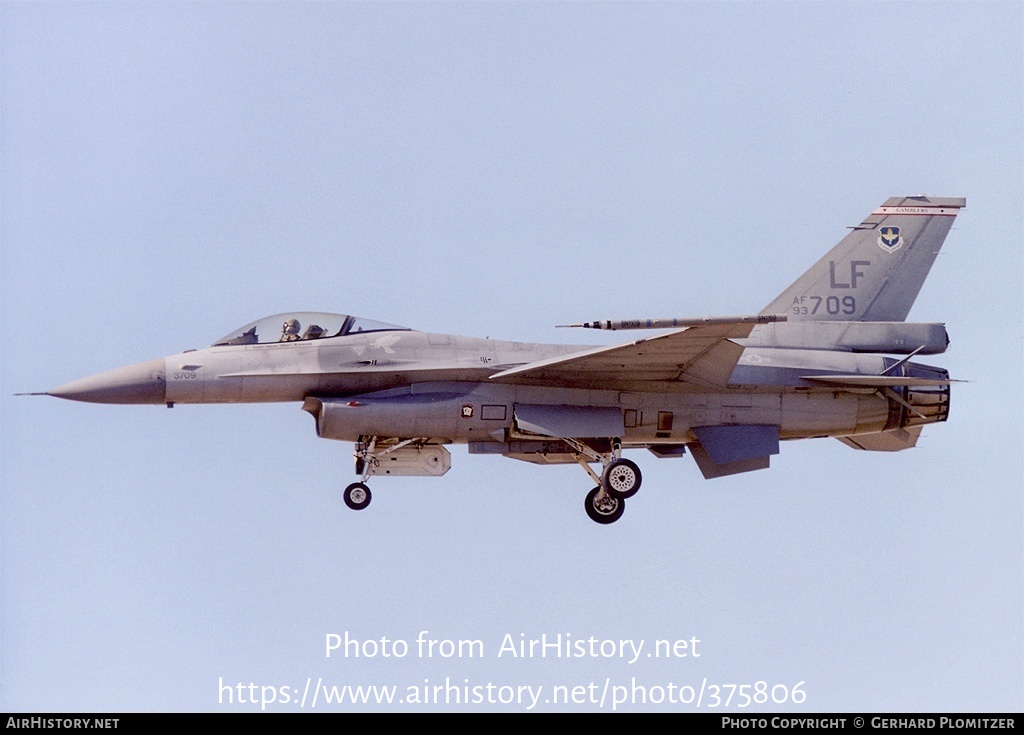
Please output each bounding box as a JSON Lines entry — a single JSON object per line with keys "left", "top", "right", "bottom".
{"left": 212, "top": 312, "right": 410, "bottom": 347}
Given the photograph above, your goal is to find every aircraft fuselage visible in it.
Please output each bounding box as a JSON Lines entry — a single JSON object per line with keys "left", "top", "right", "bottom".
{"left": 53, "top": 329, "right": 948, "bottom": 452}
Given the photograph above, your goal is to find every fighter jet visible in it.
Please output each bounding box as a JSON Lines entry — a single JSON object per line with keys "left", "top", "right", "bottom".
{"left": 36, "top": 196, "right": 964, "bottom": 524}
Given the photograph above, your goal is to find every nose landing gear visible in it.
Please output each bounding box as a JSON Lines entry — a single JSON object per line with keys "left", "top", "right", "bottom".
{"left": 341, "top": 436, "right": 444, "bottom": 512}
{"left": 343, "top": 482, "right": 371, "bottom": 510}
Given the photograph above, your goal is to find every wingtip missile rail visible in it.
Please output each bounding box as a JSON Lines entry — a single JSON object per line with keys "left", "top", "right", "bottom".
{"left": 556, "top": 314, "right": 788, "bottom": 330}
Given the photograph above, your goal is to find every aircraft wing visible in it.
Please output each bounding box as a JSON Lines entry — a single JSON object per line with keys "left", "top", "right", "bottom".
{"left": 489, "top": 323, "right": 756, "bottom": 390}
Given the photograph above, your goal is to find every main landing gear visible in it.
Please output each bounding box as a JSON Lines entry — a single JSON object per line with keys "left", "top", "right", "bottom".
{"left": 602, "top": 457, "right": 642, "bottom": 499}
{"left": 567, "top": 438, "right": 642, "bottom": 525}
{"left": 585, "top": 486, "right": 624, "bottom": 524}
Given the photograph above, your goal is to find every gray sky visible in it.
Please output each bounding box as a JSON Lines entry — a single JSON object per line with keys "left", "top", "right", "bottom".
{"left": 2, "top": 1, "right": 1021, "bottom": 712}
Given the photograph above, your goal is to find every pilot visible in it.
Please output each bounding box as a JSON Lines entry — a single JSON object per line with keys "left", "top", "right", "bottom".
{"left": 280, "top": 318, "right": 301, "bottom": 342}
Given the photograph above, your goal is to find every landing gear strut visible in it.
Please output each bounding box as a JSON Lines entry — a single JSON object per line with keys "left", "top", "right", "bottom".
{"left": 567, "top": 438, "right": 643, "bottom": 524}
{"left": 342, "top": 436, "right": 432, "bottom": 512}
{"left": 342, "top": 437, "right": 385, "bottom": 511}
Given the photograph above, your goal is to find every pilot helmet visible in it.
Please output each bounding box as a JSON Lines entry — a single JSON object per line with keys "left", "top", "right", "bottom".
{"left": 282, "top": 318, "right": 301, "bottom": 336}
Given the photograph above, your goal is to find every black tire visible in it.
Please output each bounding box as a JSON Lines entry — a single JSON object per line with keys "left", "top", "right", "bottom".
{"left": 343, "top": 482, "right": 372, "bottom": 511}
{"left": 585, "top": 486, "right": 625, "bottom": 524}
{"left": 601, "top": 458, "right": 642, "bottom": 499}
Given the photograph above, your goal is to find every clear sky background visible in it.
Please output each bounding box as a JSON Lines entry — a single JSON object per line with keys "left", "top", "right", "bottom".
{"left": 2, "top": 1, "right": 1021, "bottom": 712}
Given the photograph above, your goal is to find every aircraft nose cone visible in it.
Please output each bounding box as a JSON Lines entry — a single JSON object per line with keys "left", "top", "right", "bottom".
{"left": 49, "top": 358, "right": 166, "bottom": 404}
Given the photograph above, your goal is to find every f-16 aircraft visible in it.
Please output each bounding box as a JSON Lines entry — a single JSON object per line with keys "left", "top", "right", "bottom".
{"left": 37, "top": 196, "right": 964, "bottom": 523}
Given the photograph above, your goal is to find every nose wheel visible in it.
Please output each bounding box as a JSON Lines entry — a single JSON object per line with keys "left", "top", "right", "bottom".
{"left": 343, "top": 482, "right": 371, "bottom": 510}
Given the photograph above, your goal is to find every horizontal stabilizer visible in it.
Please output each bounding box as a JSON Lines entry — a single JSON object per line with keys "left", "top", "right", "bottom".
{"left": 741, "top": 321, "right": 949, "bottom": 355}
{"left": 837, "top": 426, "right": 923, "bottom": 451}
{"left": 801, "top": 375, "right": 955, "bottom": 387}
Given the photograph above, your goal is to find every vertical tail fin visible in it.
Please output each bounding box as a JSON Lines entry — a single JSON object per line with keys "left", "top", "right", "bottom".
{"left": 761, "top": 196, "right": 965, "bottom": 322}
